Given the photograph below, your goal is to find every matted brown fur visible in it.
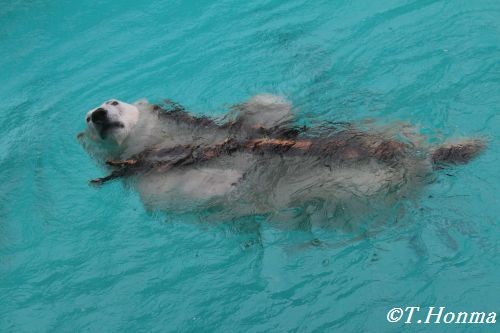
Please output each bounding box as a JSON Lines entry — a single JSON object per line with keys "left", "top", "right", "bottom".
{"left": 90, "top": 130, "right": 414, "bottom": 185}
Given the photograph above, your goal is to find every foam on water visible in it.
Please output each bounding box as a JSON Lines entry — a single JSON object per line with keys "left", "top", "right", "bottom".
{"left": 1, "top": 0, "right": 499, "bottom": 332}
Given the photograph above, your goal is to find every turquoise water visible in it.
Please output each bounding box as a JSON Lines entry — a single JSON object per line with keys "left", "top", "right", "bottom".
{"left": 1, "top": 0, "right": 499, "bottom": 332}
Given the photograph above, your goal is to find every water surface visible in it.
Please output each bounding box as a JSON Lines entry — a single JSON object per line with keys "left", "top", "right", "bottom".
{"left": 1, "top": 0, "right": 499, "bottom": 332}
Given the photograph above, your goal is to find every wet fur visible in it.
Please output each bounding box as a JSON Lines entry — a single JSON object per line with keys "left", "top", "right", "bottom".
{"left": 79, "top": 96, "right": 486, "bottom": 216}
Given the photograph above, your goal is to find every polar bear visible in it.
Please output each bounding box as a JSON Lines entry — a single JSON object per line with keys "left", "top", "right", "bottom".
{"left": 78, "top": 95, "right": 485, "bottom": 216}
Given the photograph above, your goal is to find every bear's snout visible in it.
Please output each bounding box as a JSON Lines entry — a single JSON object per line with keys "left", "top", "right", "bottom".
{"left": 91, "top": 108, "right": 108, "bottom": 124}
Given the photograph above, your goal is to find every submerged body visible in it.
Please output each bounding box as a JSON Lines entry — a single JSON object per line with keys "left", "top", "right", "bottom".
{"left": 79, "top": 95, "right": 485, "bottom": 216}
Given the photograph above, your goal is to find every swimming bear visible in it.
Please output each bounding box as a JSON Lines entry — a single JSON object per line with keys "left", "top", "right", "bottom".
{"left": 78, "top": 94, "right": 485, "bottom": 216}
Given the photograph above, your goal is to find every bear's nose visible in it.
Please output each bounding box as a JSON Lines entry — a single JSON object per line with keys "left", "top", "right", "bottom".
{"left": 91, "top": 108, "right": 107, "bottom": 124}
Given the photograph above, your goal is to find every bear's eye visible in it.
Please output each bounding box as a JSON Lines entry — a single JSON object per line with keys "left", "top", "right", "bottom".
{"left": 111, "top": 101, "right": 119, "bottom": 106}
{"left": 86, "top": 116, "right": 90, "bottom": 122}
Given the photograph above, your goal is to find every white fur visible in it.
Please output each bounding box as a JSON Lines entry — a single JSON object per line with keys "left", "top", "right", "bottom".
{"left": 234, "top": 94, "right": 293, "bottom": 129}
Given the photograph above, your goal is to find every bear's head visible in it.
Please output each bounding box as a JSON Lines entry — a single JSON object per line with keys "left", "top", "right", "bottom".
{"left": 84, "top": 99, "right": 139, "bottom": 145}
